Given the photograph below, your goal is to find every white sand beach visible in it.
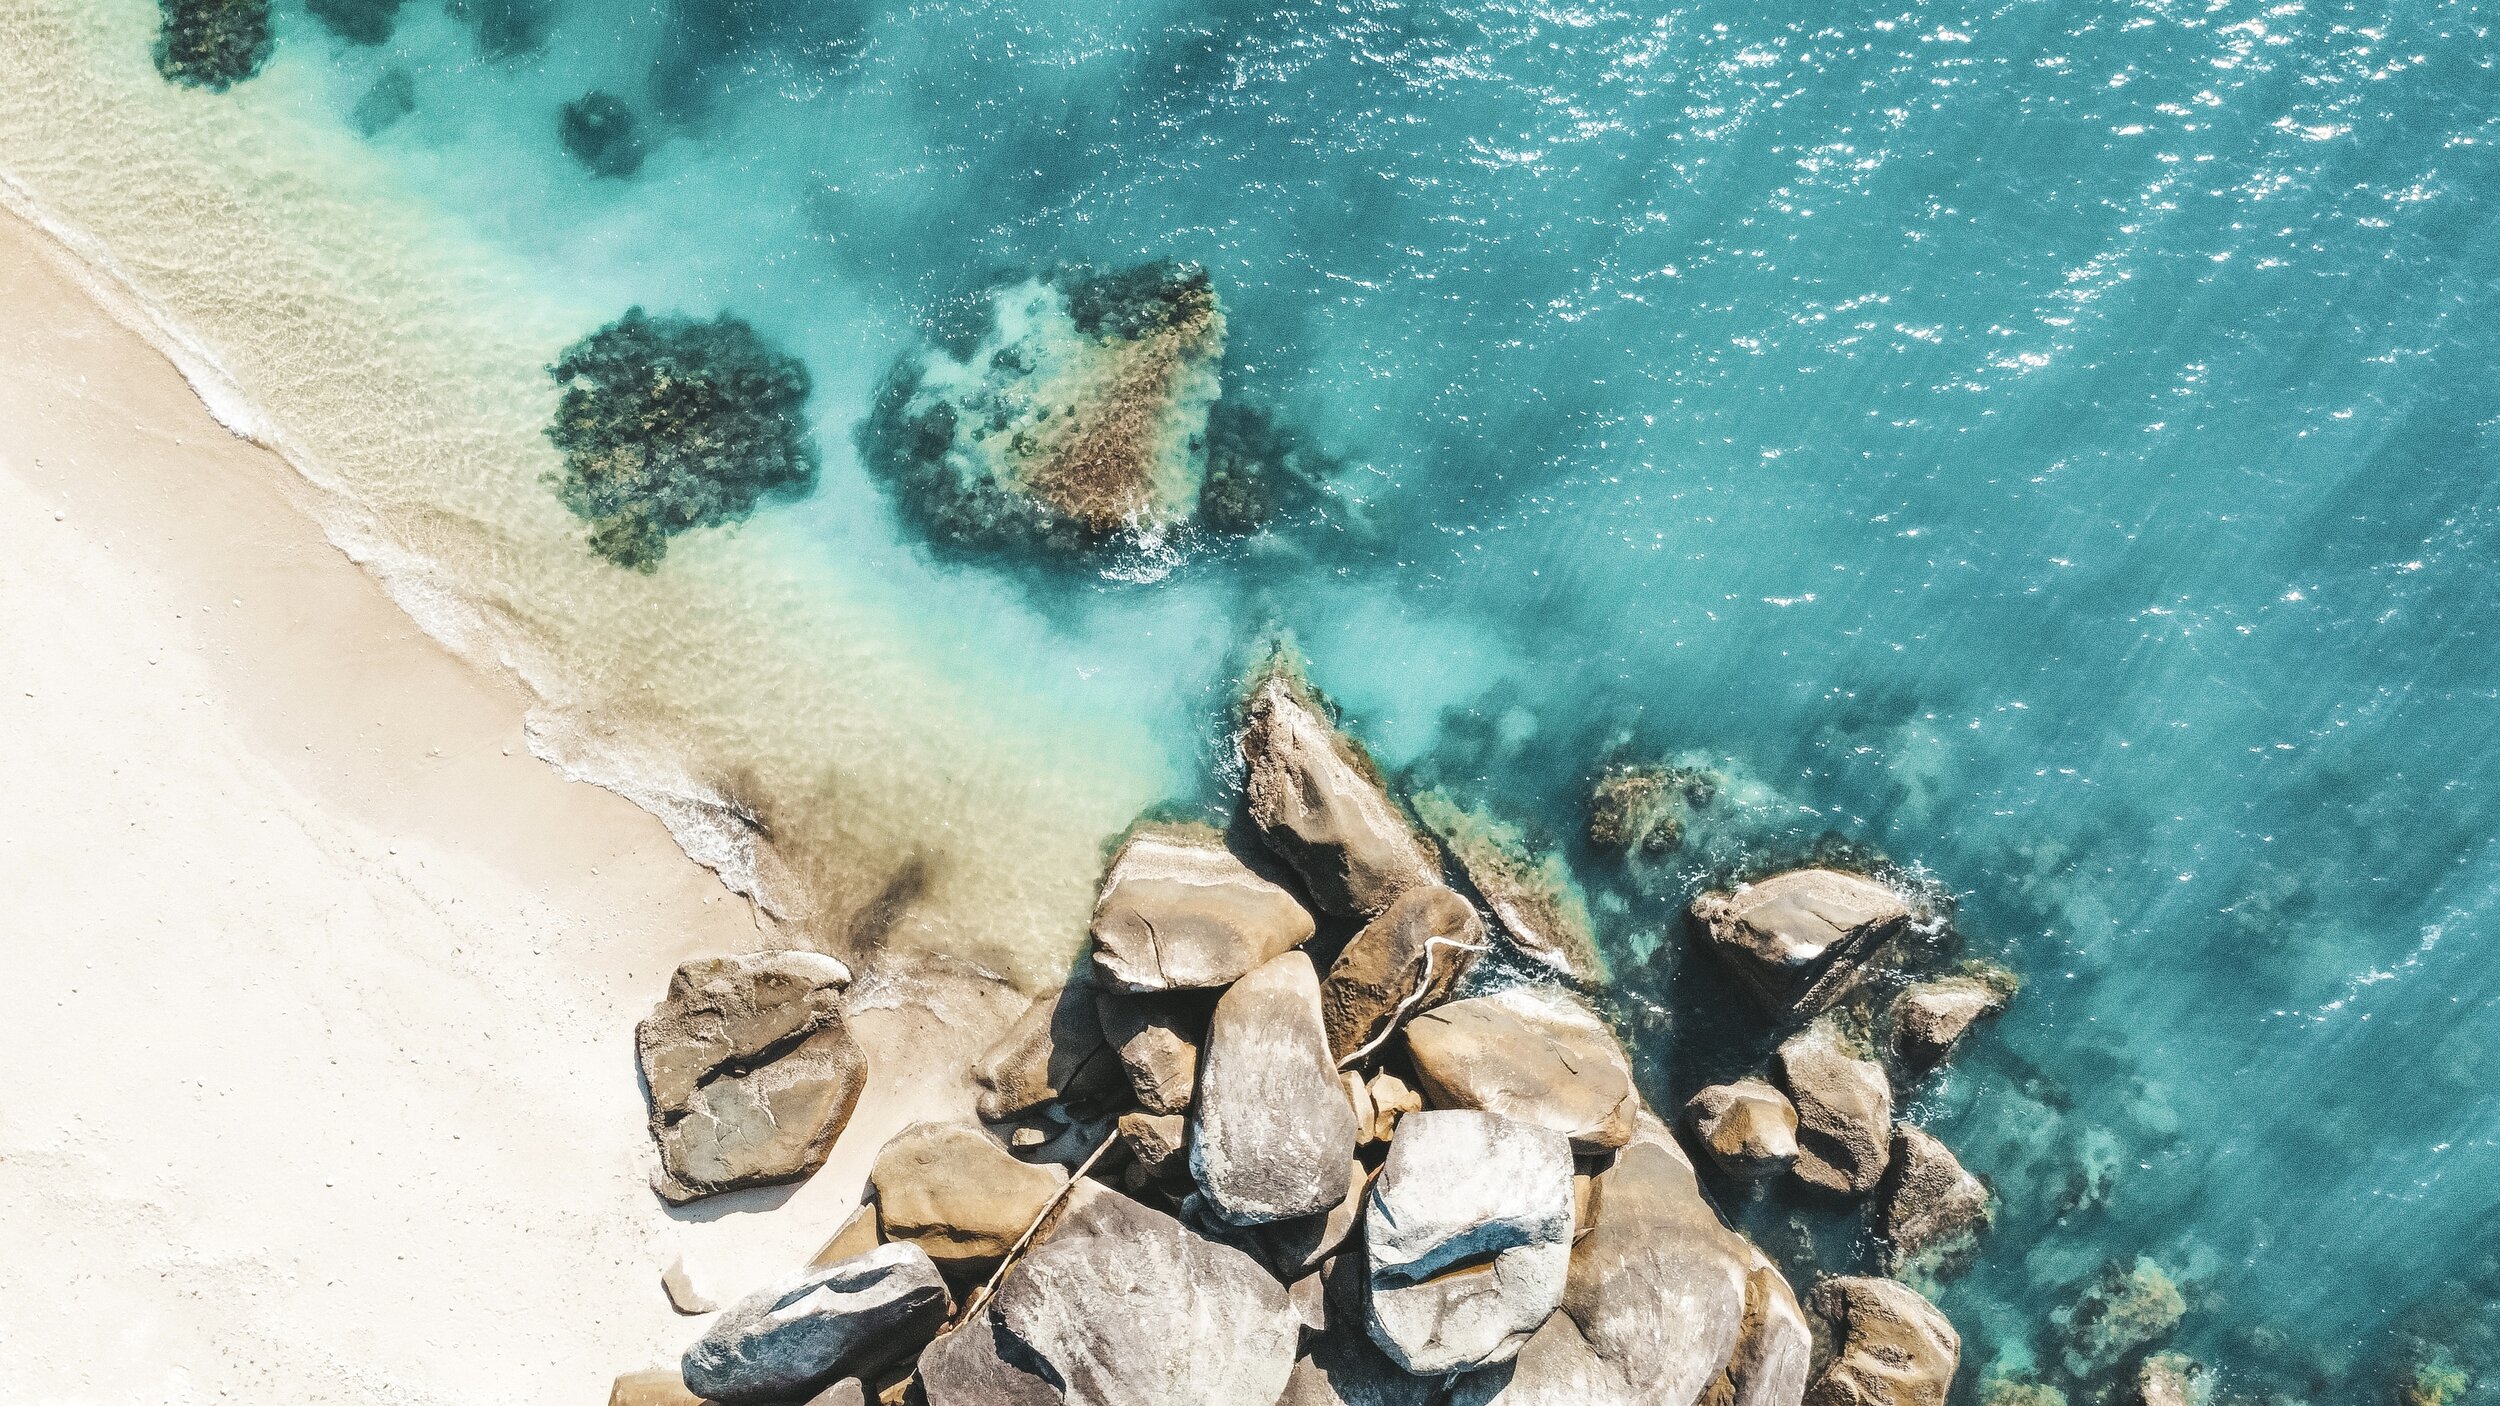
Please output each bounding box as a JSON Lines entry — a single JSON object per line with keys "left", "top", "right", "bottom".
{"left": 0, "top": 209, "right": 972, "bottom": 1405}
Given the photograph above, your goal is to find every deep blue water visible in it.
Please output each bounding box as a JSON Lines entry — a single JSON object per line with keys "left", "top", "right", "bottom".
{"left": 277, "top": 0, "right": 2500, "bottom": 1397}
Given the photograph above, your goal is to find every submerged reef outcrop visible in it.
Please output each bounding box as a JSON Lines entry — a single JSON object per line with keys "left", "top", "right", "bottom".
{"left": 543, "top": 308, "right": 818, "bottom": 569}
{"left": 560, "top": 91, "right": 646, "bottom": 179}
{"left": 447, "top": 0, "right": 555, "bottom": 58}
{"left": 152, "top": 0, "right": 273, "bottom": 91}
{"left": 857, "top": 261, "right": 1337, "bottom": 561}
{"left": 307, "top": 0, "right": 405, "bottom": 45}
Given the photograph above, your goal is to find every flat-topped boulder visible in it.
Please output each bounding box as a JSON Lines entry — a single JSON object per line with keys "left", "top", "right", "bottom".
{"left": 1805, "top": 1277, "right": 1958, "bottom": 1406}
{"left": 1691, "top": 869, "right": 1911, "bottom": 1020}
{"left": 1775, "top": 1021, "right": 1893, "bottom": 1196}
{"left": 1889, "top": 973, "right": 2011, "bottom": 1070}
{"left": 1404, "top": 986, "right": 1639, "bottom": 1153}
{"left": 1093, "top": 988, "right": 1207, "bottom": 1115}
{"left": 973, "top": 979, "right": 1126, "bottom": 1123}
{"left": 1321, "top": 883, "right": 1488, "bottom": 1063}
{"left": 1239, "top": 662, "right": 1441, "bottom": 919}
{"left": 1193, "top": 950, "right": 1360, "bottom": 1225}
{"left": 1683, "top": 1079, "right": 1800, "bottom": 1182}
{"left": 870, "top": 1121, "right": 1068, "bottom": 1280}
{"left": 921, "top": 1187, "right": 1301, "bottom": 1406}
{"left": 1090, "top": 824, "right": 1317, "bottom": 992}
{"left": 681, "top": 1242, "right": 952, "bottom": 1406}
{"left": 637, "top": 951, "right": 866, "bottom": 1204}
{"left": 1366, "top": 1110, "right": 1576, "bottom": 1375}
{"left": 1878, "top": 1126, "right": 1990, "bottom": 1272}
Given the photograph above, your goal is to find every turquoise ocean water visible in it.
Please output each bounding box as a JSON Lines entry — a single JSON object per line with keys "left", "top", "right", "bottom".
{"left": 13, "top": 0, "right": 2500, "bottom": 1397}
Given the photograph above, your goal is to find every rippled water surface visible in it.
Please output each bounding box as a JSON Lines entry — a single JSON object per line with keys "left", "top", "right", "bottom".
{"left": 9, "top": 0, "right": 2500, "bottom": 1397}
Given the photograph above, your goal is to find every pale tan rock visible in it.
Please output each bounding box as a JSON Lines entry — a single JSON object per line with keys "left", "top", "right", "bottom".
{"left": 1878, "top": 1126, "right": 1989, "bottom": 1270}
{"left": 1192, "top": 951, "right": 1361, "bottom": 1225}
{"left": 663, "top": 1254, "right": 719, "bottom": 1315}
{"left": 1117, "top": 1109, "right": 1189, "bottom": 1183}
{"left": 1094, "top": 987, "right": 1206, "bottom": 1114}
{"left": 1890, "top": 974, "right": 2011, "bottom": 1069}
{"left": 1683, "top": 1079, "right": 1800, "bottom": 1182}
{"left": 1776, "top": 1021, "right": 1893, "bottom": 1196}
{"left": 1404, "top": 986, "right": 1638, "bottom": 1153}
{"left": 1090, "top": 823, "right": 1316, "bottom": 992}
{"left": 609, "top": 1368, "right": 716, "bottom": 1406}
{"left": 1691, "top": 870, "right": 1910, "bottom": 1020}
{"left": 1239, "top": 662, "right": 1441, "bottom": 919}
{"left": 1699, "top": 1246, "right": 1813, "bottom": 1406}
{"left": 808, "top": 1204, "right": 882, "bottom": 1270}
{"left": 971, "top": 981, "right": 1125, "bottom": 1123}
{"left": 1364, "top": 1070, "right": 1423, "bottom": 1144}
{"left": 869, "top": 1121, "right": 1067, "bottom": 1279}
{"left": 1805, "top": 1277, "right": 1959, "bottom": 1406}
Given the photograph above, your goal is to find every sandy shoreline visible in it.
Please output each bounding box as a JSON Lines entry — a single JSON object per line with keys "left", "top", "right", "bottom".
{"left": 0, "top": 208, "right": 974, "bottom": 1402}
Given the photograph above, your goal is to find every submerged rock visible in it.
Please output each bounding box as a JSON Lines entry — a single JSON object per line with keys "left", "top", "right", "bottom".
{"left": 1320, "top": 883, "right": 1488, "bottom": 1063}
{"left": 545, "top": 309, "right": 818, "bottom": 569}
{"left": 972, "top": 980, "right": 1125, "bottom": 1123}
{"left": 1774, "top": 1020, "right": 1894, "bottom": 1196}
{"left": 306, "top": 0, "right": 404, "bottom": 45}
{"left": 681, "top": 1243, "right": 952, "bottom": 1406}
{"left": 1585, "top": 764, "right": 1707, "bottom": 856}
{"left": 1691, "top": 869, "right": 1912, "bottom": 1021}
{"left": 1365, "top": 1111, "right": 1576, "bottom": 1375}
{"left": 350, "top": 68, "right": 418, "bottom": 136}
{"left": 1193, "top": 951, "right": 1360, "bottom": 1225}
{"left": 1684, "top": 1079, "right": 1801, "bottom": 1183}
{"left": 1889, "top": 971, "right": 2014, "bottom": 1070}
{"left": 2133, "top": 1353, "right": 2208, "bottom": 1406}
{"left": 1238, "top": 659, "right": 1442, "bottom": 920}
{"left": 1877, "top": 1126, "right": 1990, "bottom": 1273}
{"left": 1404, "top": 986, "right": 1639, "bottom": 1153}
{"left": 1805, "top": 1277, "right": 1959, "bottom": 1406}
{"left": 561, "top": 90, "right": 647, "bottom": 179}
{"left": 1093, "top": 988, "right": 1205, "bottom": 1115}
{"left": 922, "top": 1187, "right": 1301, "bottom": 1406}
{"left": 869, "top": 1121, "right": 1068, "bottom": 1281}
{"left": 637, "top": 951, "right": 865, "bottom": 1204}
{"left": 153, "top": 0, "right": 275, "bottom": 90}
{"left": 1415, "top": 791, "right": 1606, "bottom": 984}
{"left": 1089, "top": 823, "right": 1315, "bottom": 993}
{"left": 2051, "top": 1257, "right": 2185, "bottom": 1381}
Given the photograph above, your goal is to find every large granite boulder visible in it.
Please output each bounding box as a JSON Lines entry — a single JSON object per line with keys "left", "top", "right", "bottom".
{"left": 1683, "top": 1079, "right": 1800, "bottom": 1182}
{"left": 681, "top": 1243, "right": 952, "bottom": 1406}
{"left": 920, "top": 1187, "right": 1301, "bottom": 1406}
{"left": 1404, "top": 986, "right": 1639, "bottom": 1153}
{"left": 1365, "top": 1110, "right": 1575, "bottom": 1374}
{"left": 1559, "top": 1120, "right": 1756, "bottom": 1406}
{"left": 1775, "top": 1021, "right": 1893, "bottom": 1196}
{"left": 1690, "top": 870, "right": 1911, "bottom": 1020}
{"left": 973, "top": 980, "right": 1126, "bottom": 1123}
{"left": 1090, "top": 824, "right": 1317, "bottom": 992}
{"left": 1193, "top": 950, "right": 1361, "bottom": 1225}
{"left": 1877, "top": 1126, "right": 1989, "bottom": 1271}
{"left": 1320, "top": 884, "right": 1488, "bottom": 1063}
{"left": 1804, "top": 1277, "right": 1958, "bottom": 1406}
{"left": 1444, "top": 1312, "right": 1626, "bottom": 1405}
{"left": 637, "top": 951, "right": 867, "bottom": 1204}
{"left": 1239, "top": 663, "right": 1441, "bottom": 919}
{"left": 1093, "top": 988, "right": 1206, "bottom": 1115}
{"left": 1888, "top": 974, "right": 2010, "bottom": 1070}
{"left": 870, "top": 1121, "right": 1068, "bottom": 1280}
{"left": 1700, "top": 1248, "right": 1813, "bottom": 1406}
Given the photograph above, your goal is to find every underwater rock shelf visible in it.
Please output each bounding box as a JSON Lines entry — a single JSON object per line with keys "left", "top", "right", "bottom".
{"left": 614, "top": 649, "right": 2070, "bottom": 1406}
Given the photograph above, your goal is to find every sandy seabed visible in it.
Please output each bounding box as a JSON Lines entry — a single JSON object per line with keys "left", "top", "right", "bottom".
{"left": 0, "top": 209, "right": 969, "bottom": 1405}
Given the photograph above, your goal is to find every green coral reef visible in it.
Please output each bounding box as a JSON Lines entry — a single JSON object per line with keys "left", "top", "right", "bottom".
{"left": 856, "top": 261, "right": 1336, "bottom": 562}
{"left": 152, "top": 0, "right": 273, "bottom": 91}
{"left": 543, "top": 309, "right": 818, "bottom": 570}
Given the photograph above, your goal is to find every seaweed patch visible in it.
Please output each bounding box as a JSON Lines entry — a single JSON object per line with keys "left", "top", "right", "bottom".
{"left": 152, "top": 0, "right": 274, "bottom": 91}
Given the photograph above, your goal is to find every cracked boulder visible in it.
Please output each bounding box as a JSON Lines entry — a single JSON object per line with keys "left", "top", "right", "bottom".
{"left": 1404, "top": 986, "right": 1639, "bottom": 1153}
{"left": 1877, "top": 1126, "right": 1990, "bottom": 1273}
{"left": 1239, "top": 659, "right": 1441, "bottom": 920}
{"left": 1320, "top": 883, "right": 1487, "bottom": 1064}
{"left": 681, "top": 1242, "right": 952, "bottom": 1406}
{"left": 1775, "top": 1021, "right": 1893, "bottom": 1196}
{"left": 1804, "top": 1277, "right": 1958, "bottom": 1406}
{"left": 1093, "top": 988, "right": 1208, "bottom": 1115}
{"left": 1888, "top": 973, "right": 2011, "bottom": 1070}
{"left": 1365, "top": 1110, "right": 1575, "bottom": 1375}
{"left": 870, "top": 1121, "right": 1069, "bottom": 1282}
{"left": 1090, "top": 823, "right": 1317, "bottom": 992}
{"left": 973, "top": 979, "right": 1127, "bottom": 1123}
{"left": 1691, "top": 869, "right": 1911, "bottom": 1021}
{"left": 637, "top": 951, "right": 867, "bottom": 1204}
{"left": 1193, "top": 950, "right": 1361, "bottom": 1225}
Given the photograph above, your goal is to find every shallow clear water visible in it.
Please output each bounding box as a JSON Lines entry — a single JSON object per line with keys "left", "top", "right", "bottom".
{"left": 7, "top": 0, "right": 2499, "bottom": 1397}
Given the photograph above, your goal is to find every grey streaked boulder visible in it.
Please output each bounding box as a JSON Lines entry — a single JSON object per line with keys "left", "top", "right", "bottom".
{"left": 987, "top": 1187, "right": 1301, "bottom": 1406}
{"left": 1804, "top": 1277, "right": 1958, "bottom": 1406}
{"left": 1262, "top": 1160, "right": 1370, "bottom": 1280}
{"left": 681, "top": 1242, "right": 952, "bottom": 1406}
{"left": 1691, "top": 870, "right": 1910, "bottom": 1020}
{"left": 1365, "top": 1110, "right": 1575, "bottom": 1375}
{"left": 1558, "top": 1118, "right": 1755, "bottom": 1406}
{"left": 1700, "top": 1246, "right": 1813, "bottom": 1406}
{"left": 1283, "top": 1256, "right": 1447, "bottom": 1405}
{"left": 1320, "top": 884, "right": 1488, "bottom": 1063}
{"left": 1404, "top": 986, "right": 1639, "bottom": 1153}
{"left": 637, "top": 951, "right": 865, "bottom": 1204}
{"left": 1443, "top": 1312, "right": 1624, "bottom": 1405}
{"left": 1775, "top": 1021, "right": 1893, "bottom": 1196}
{"left": 1193, "top": 951, "right": 1361, "bottom": 1225}
{"left": 973, "top": 980, "right": 1126, "bottom": 1123}
{"left": 1877, "top": 1126, "right": 1989, "bottom": 1271}
{"left": 1090, "top": 823, "right": 1316, "bottom": 993}
{"left": 1093, "top": 988, "right": 1206, "bottom": 1115}
{"left": 916, "top": 1315, "right": 1060, "bottom": 1406}
{"left": 870, "top": 1121, "right": 1067, "bottom": 1280}
{"left": 1888, "top": 974, "right": 2010, "bottom": 1070}
{"left": 1683, "top": 1079, "right": 1800, "bottom": 1182}
{"left": 1239, "top": 662, "right": 1441, "bottom": 919}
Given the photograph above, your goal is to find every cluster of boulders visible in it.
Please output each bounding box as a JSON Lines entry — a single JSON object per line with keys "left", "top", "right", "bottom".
{"left": 1678, "top": 865, "right": 2014, "bottom": 1290}
{"left": 613, "top": 654, "right": 2013, "bottom": 1406}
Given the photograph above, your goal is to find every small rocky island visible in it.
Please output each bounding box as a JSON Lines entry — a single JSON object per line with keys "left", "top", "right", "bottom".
{"left": 612, "top": 649, "right": 2051, "bottom": 1406}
